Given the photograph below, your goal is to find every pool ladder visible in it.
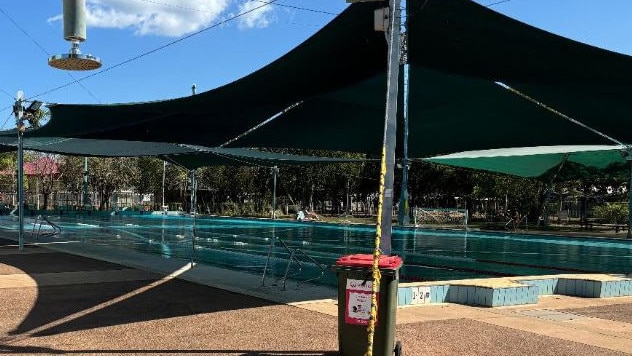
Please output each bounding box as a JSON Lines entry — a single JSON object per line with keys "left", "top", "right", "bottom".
{"left": 31, "top": 215, "right": 62, "bottom": 240}
{"left": 506, "top": 215, "right": 529, "bottom": 232}
{"left": 261, "top": 239, "right": 327, "bottom": 290}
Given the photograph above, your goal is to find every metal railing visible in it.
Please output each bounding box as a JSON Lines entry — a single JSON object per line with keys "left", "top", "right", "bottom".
{"left": 261, "top": 238, "right": 327, "bottom": 290}
{"left": 32, "top": 215, "right": 62, "bottom": 240}
{"left": 506, "top": 215, "right": 529, "bottom": 232}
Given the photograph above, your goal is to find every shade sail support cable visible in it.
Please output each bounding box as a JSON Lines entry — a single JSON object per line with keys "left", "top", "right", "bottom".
{"left": 220, "top": 101, "right": 303, "bottom": 147}
{"left": 495, "top": 82, "right": 624, "bottom": 146}
{"left": 178, "top": 144, "right": 302, "bottom": 168}
{"left": 27, "top": 0, "right": 282, "bottom": 101}
{"left": 497, "top": 82, "right": 632, "bottom": 239}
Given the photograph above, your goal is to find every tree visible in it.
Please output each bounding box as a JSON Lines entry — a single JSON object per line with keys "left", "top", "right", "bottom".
{"left": 28, "top": 153, "right": 61, "bottom": 210}
{"left": 88, "top": 157, "right": 138, "bottom": 210}
{"left": 355, "top": 160, "right": 381, "bottom": 215}
{"left": 132, "top": 157, "right": 165, "bottom": 209}
{"left": 407, "top": 162, "right": 474, "bottom": 209}
{"left": 196, "top": 165, "right": 226, "bottom": 213}
{"left": 164, "top": 163, "right": 188, "bottom": 210}
{"left": 58, "top": 156, "right": 85, "bottom": 207}
{"left": 469, "top": 171, "right": 543, "bottom": 220}
{"left": 273, "top": 149, "right": 367, "bottom": 215}
{"left": 0, "top": 152, "right": 17, "bottom": 205}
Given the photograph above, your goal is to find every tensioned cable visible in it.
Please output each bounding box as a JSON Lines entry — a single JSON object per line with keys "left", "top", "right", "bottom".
{"left": 255, "top": 0, "right": 339, "bottom": 16}
{"left": 485, "top": 0, "right": 517, "bottom": 7}
{"left": 207, "top": 150, "right": 272, "bottom": 168}
{"left": 160, "top": 155, "right": 189, "bottom": 170}
{"left": 498, "top": 81, "right": 632, "bottom": 238}
{"left": 220, "top": 101, "right": 303, "bottom": 147}
{"left": 134, "top": 0, "right": 339, "bottom": 17}
{"left": 28, "top": 0, "right": 282, "bottom": 101}
{"left": 0, "top": 5, "right": 101, "bottom": 105}
{"left": 0, "top": 112, "right": 14, "bottom": 131}
{"left": 133, "top": 0, "right": 221, "bottom": 13}
{"left": 0, "top": 88, "right": 14, "bottom": 101}
{"left": 406, "top": 0, "right": 519, "bottom": 21}
{"left": 178, "top": 144, "right": 273, "bottom": 168}
{"left": 139, "top": 0, "right": 340, "bottom": 17}
{"left": 495, "top": 82, "right": 625, "bottom": 146}
{"left": 0, "top": 0, "right": 336, "bottom": 115}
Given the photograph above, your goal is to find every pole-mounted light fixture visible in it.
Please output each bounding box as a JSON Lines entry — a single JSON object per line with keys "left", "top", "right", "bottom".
{"left": 48, "top": 0, "right": 101, "bottom": 70}
{"left": 13, "top": 92, "right": 45, "bottom": 252}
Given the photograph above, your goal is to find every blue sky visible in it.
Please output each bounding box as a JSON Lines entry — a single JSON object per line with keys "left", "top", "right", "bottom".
{"left": 0, "top": 0, "right": 630, "bottom": 130}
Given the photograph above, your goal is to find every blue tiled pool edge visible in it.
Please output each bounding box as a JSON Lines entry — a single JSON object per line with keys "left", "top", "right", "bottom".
{"left": 397, "top": 274, "right": 632, "bottom": 307}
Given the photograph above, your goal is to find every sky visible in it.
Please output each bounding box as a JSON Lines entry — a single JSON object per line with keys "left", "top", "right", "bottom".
{"left": 0, "top": 0, "right": 631, "bottom": 130}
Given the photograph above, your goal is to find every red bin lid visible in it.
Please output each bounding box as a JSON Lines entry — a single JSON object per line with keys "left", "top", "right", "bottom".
{"left": 336, "top": 254, "right": 403, "bottom": 269}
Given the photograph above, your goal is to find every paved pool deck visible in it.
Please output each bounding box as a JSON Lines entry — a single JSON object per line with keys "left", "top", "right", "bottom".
{"left": 1, "top": 232, "right": 631, "bottom": 355}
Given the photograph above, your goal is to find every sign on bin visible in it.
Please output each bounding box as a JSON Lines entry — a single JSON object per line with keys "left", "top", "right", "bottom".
{"left": 345, "top": 278, "right": 379, "bottom": 326}
{"left": 335, "top": 254, "right": 403, "bottom": 326}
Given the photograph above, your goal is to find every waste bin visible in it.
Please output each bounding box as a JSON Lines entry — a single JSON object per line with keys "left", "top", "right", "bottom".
{"left": 334, "top": 254, "right": 403, "bottom": 356}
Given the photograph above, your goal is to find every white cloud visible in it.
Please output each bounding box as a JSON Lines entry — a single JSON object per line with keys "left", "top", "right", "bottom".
{"left": 237, "top": 1, "right": 275, "bottom": 29}
{"left": 48, "top": 0, "right": 278, "bottom": 37}
{"left": 48, "top": 0, "right": 232, "bottom": 37}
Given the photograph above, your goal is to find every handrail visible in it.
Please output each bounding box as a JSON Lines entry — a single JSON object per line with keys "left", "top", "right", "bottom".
{"left": 293, "top": 248, "right": 327, "bottom": 287}
{"left": 32, "top": 215, "right": 62, "bottom": 240}
{"left": 506, "top": 215, "right": 529, "bottom": 232}
{"left": 261, "top": 238, "right": 327, "bottom": 290}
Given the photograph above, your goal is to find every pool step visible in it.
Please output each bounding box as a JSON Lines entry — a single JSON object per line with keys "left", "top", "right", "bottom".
{"left": 398, "top": 274, "right": 632, "bottom": 307}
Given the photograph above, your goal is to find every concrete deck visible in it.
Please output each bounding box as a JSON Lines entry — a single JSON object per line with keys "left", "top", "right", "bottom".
{"left": 1, "top": 234, "right": 631, "bottom": 355}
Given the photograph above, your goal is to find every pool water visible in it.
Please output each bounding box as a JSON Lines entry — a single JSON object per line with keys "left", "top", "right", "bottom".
{"left": 6, "top": 214, "right": 632, "bottom": 287}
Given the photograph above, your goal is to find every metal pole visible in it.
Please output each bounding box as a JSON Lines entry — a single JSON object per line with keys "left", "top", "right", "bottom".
{"left": 377, "top": 0, "right": 401, "bottom": 254}
{"left": 189, "top": 168, "right": 197, "bottom": 266}
{"left": 162, "top": 161, "right": 166, "bottom": 211}
{"left": 346, "top": 177, "right": 350, "bottom": 216}
{"left": 83, "top": 156, "right": 89, "bottom": 208}
{"left": 14, "top": 92, "right": 24, "bottom": 251}
{"left": 189, "top": 170, "right": 196, "bottom": 215}
{"left": 188, "top": 87, "right": 198, "bottom": 260}
{"left": 628, "top": 158, "right": 632, "bottom": 238}
{"left": 272, "top": 166, "right": 278, "bottom": 219}
{"left": 397, "top": 5, "right": 410, "bottom": 227}
{"left": 398, "top": 65, "right": 410, "bottom": 226}
{"left": 17, "top": 128, "right": 24, "bottom": 251}
{"left": 190, "top": 207, "right": 196, "bottom": 267}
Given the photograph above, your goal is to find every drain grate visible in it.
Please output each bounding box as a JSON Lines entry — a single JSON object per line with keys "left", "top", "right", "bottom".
{"left": 515, "top": 309, "right": 586, "bottom": 322}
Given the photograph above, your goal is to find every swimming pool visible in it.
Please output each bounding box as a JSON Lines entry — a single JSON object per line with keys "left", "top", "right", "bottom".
{"left": 5, "top": 213, "right": 632, "bottom": 286}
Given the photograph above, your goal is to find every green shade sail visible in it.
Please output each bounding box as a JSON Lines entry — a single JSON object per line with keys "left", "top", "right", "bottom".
{"left": 1, "top": 0, "right": 631, "bottom": 164}
{"left": 0, "top": 136, "right": 364, "bottom": 169}
{"left": 424, "top": 145, "right": 628, "bottom": 178}
{"left": 26, "top": 2, "right": 387, "bottom": 149}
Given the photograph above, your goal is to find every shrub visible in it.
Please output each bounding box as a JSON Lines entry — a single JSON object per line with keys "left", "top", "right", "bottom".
{"left": 592, "top": 203, "right": 628, "bottom": 224}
